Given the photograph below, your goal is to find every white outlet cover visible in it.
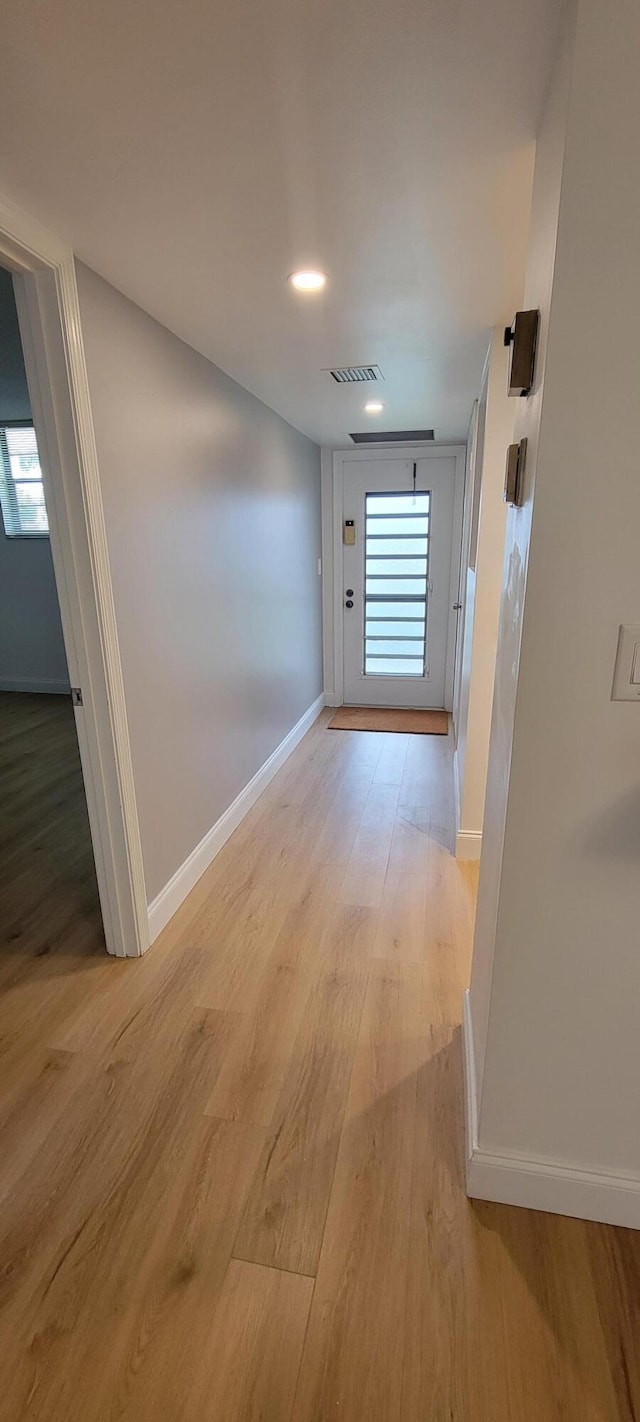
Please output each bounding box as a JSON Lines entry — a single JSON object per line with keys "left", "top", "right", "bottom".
{"left": 611, "top": 624, "right": 640, "bottom": 701}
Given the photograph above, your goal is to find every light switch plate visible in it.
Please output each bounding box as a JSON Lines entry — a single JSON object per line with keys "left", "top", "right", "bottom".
{"left": 611, "top": 624, "right": 640, "bottom": 701}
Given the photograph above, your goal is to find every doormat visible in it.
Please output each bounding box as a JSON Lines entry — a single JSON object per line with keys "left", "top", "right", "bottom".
{"left": 328, "top": 707, "right": 449, "bottom": 735}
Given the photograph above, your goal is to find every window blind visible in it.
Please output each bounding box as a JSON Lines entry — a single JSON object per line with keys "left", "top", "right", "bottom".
{"left": 0, "top": 423, "right": 49, "bottom": 536}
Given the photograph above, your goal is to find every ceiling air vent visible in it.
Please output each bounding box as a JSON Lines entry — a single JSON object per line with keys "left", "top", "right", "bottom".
{"left": 327, "top": 364, "right": 383, "bottom": 384}
{"left": 350, "top": 429, "right": 435, "bottom": 444}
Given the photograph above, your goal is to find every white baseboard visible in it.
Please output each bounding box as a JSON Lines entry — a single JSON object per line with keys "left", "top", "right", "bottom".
{"left": 0, "top": 676, "right": 70, "bottom": 694}
{"left": 455, "top": 829, "right": 482, "bottom": 860}
{"left": 148, "top": 693, "right": 326, "bottom": 943}
{"left": 462, "top": 989, "right": 640, "bottom": 1230}
{"left": 324, "top": 690, "right": 340, "bottom": 707}
{"left": 453, "top": 749, "right": 482, "bottom": 860}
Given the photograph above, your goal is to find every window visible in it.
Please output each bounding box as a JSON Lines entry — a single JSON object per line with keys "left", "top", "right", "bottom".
{"left": 0, "top": 422, "right": 49, "bottom": 536}
{"left": 364, "top": 490, "right": 430, "bottom": 676}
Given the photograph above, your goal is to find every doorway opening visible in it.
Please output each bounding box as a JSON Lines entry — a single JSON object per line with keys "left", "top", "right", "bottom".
{"left": 0, "top": 265, "right": 104, "bottom": 959}
{"left": 0, "top": 195, "right": 148, "bottom": 957}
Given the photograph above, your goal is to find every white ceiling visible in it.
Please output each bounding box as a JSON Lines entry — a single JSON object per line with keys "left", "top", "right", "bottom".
{"left": 0, "top": 0, "right": 560, "bottom": 446}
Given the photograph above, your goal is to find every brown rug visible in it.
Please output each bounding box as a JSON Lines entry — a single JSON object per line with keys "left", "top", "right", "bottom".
{"left": 328, "top": 706, "right": 449, "bottom": 735}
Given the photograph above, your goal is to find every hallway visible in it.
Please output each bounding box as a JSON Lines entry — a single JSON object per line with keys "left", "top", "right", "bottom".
{"left": 0, "top": 709, "right": 638, "bottom": 1421}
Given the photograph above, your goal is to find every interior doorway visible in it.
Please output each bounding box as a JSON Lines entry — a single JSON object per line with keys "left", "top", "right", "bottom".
{"left": 0, "top": 264, "right": 104, "bottom": 958}
{"left": 0, "top": 195, "right": 148, "bottom": 957}
{"left": 337, "top": 449, "right": 464, "bottom": 710}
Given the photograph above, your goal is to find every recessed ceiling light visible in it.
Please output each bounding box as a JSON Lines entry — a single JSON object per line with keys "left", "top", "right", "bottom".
{"left": 364, "top": 401, "right": 384, "bottom": 414}
{"left": 288, "top": 270, "right": 327, "bottom": 292}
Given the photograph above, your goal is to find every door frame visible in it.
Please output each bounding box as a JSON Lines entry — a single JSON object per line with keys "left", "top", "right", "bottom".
{"left": 452, "top": 402, "right": 480, "bottom": 737}
{"left": 0, "top": 192, "right": 149, "bottom": 957}
{"left": 330, "top": 444, "right": 466, "bottom": 710}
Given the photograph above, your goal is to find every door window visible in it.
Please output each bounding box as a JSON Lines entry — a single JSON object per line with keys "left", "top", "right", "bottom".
{"left": 364, "top": 491, "right": 430, "bottom": 676}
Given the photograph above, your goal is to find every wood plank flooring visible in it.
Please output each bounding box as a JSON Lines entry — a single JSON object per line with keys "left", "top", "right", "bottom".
{"left": 1, "top": 696, "right": 640, "bottom": 1420}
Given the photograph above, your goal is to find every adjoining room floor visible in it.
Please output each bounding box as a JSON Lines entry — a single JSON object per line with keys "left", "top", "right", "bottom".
{"left": 0, "top": 691, "right": 103, "bottom": 966}
{"left": 0, "top": 708, "right": 638, "bottom": 1421}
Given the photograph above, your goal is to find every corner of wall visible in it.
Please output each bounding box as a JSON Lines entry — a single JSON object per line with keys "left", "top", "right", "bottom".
{"left": 462, "top": 988, "right": 640, "bottom": 1230}
{"left": 455, "top": 830, "right": 482, "bottom": 861}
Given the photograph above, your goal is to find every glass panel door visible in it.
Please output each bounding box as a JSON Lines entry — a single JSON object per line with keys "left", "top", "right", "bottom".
{"left": 342, "top": 454, "right": 457, "bottom": 709}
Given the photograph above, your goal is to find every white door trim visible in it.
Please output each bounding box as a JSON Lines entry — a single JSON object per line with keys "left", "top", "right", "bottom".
{"left": 0, "top": 193, "right": 149, "bottom": 957}
{"left": 331, "top": 444, "right": 466, "bottom": 709}
{"left": 451, "top": 402, "right": 479, "bottom": 739}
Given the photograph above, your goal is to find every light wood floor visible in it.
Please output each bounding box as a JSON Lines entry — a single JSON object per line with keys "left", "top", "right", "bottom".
{"left": 1, "top": 700, "right": 639, "bottom": 1421}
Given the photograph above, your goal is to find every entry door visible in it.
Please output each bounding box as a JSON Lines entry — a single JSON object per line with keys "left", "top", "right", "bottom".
{"left": 342, "top": 456, "right": 456, "bottom": 708}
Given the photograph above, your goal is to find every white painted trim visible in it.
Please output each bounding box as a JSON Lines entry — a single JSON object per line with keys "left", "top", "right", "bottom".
{"left": 148, "top": 693, "right": 326, "bottom": 943}
{"left": 0, "top": 677, "right": 70, "bottom": 694}
{"left": 331, "top": 444, "right": 466, "bottom": 711}
{"left": 453, "top": 745, "right": 461, "bottom": 833}
{"left": 444, "top": 449, "right": 466, "bottom": 710}
{"left": 462, "top": 989, "right": 640, "bottom": 1229}
{"left": 320, "top": 447, "right": 335, "bottom": 701}
{"left": 468, "top": 1146, "right": 640, "bottom": 1230}
{"left": 332, "top": 453, "right": 346, "bottom": 706}
{"left": 452, "top": 401, "right": 479, "bottom": 739}
{"left": 0, "top": 193, "right": 148, "bottom": 957}
{"left": 462, "top": 989, "right": 479, "bottom": 1168}
{"left": 455, "top": 829, "right": 482, "bottom": 861}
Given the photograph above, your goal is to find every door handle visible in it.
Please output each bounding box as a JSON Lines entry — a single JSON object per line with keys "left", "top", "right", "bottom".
{"left": 345, "top": 599, "right": 354, "bottom": 609}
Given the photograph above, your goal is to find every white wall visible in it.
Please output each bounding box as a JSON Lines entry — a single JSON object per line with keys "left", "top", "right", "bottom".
{"left": 454, "top": 331, "right": 516, "bottom": 858}
{"left": 0, "top": 268, "right": 69, "bottom": 692}
{"left": 469, "top": 2, "right": 574, "bottom": 1107}
{"left": 467, "top": 0, "right": 640, "bottom": 1220}
{"left": 75, "top": 263, "right": 323, "bottom": 905}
